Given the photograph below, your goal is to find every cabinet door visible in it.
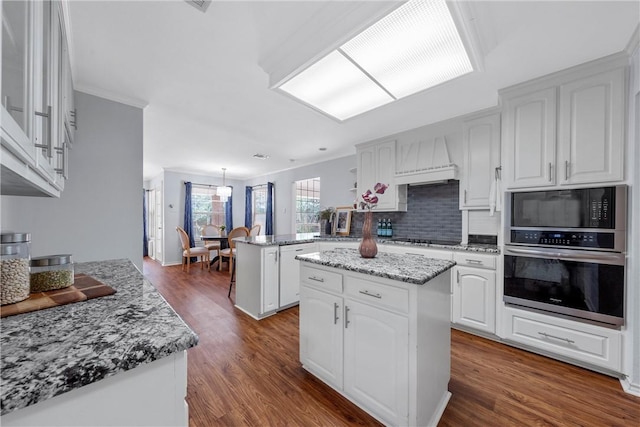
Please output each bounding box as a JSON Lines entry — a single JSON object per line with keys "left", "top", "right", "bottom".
{"left": 279, "top": 243, "right": 316, "bottom": 308}
{"left": 503, "top": 87, "right": 557, "bottom": 189}
{"left": 357, "top": 146, "right": 376, "bottom": 203}
{"left": 299, "top": 285, "right": 343, "bottom": 389}
{"left": 261, "top": 247, "right": 279, "bottom": 314}
{"left": 452, "top": 266, "right": 496, "bottom": 334}
{"left": 374, "top": 141, "right": 398, "bottom": 211}
{"left": 461, "top": 113, "right": 501, "bottom": 208}
{"left": 343, "top": 299, "right": 409, "bottom": 425}
{"left": 558, "top": 68, "right": 625, "bottom": 185}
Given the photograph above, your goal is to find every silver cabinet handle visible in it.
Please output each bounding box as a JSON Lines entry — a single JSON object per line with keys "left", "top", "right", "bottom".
{"left": 69, "top": 109, "right": 77, "bottom": 130}
{"left": 456, "top": 270, "right": 460, "bottom": 283}
{"left": 565, "top": 160, "right": 569, "bottom": 180}
{"left": 538, "top": 331, "right": 575, "bottom": 344}
{"left": 295, "top": 248, "right": 304, "bottom": 252}
{"left": 333, "top": 302, "right": 339, "bottom": 325}
{"left": 275, "top": 250, "right": 278, "bottom": 262}
{"left": 465, "top": 259, "right": 483, "bottom": 265}
{"left": 548, "top": 162, "right": 552, "bottom": 182}
{"left": 359, "top": 290, "right": 382, "bottom": 299}
{"left": 464, "top": 189, "right": 467, "bottom": 204}
{"left": 344, "top": 306, "right": 350, "bottom": 328}
{"left": 54, "top": 141, "right": 68, "bottom": 178}
{"left": 34, "top": 106, "right": 52, "bottom": 158}
{"left": 308, "top": 276, "right": 324, "bottom": 283}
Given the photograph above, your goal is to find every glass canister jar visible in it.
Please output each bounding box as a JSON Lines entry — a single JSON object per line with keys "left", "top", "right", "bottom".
{"left": 30, "top": 254, "right": 74, "bottom": 292}
{"left": 1, "top": 232, "right": 31, "bottom": 305}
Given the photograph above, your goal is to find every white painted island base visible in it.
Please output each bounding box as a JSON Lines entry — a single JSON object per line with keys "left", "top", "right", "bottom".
{"left": 299, "top": 262, "right": 452, "bottom": 427}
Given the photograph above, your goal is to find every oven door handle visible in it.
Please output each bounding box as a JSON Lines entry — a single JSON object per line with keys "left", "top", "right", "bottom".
{"left": 504, "top": 247, "right": 625, "bottom": 265}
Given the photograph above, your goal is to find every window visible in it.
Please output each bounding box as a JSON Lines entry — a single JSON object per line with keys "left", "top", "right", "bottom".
{"left": 295, "top": 177, "right": 320, "bottom": 233}
{"left": 252, "top": 186, "right": 267, "bottom": 234}
{"left": 191, "top": 185, "right": 226, "bottom": 237}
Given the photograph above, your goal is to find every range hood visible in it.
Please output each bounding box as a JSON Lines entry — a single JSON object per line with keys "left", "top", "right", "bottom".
{"left": 395, "top": 136, "right": 458, "bottom": 185}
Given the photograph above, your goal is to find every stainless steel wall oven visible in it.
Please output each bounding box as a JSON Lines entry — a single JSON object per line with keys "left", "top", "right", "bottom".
{"left": 504, "top": 185, "right": 627, "bottom": 327}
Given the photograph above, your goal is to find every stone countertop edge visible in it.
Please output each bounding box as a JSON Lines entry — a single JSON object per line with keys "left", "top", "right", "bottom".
{"left": 0, "top": 259, "right": 199, "bottom": 416}
{"left": 235, "top": 234, "right": 499, "bottom": 254}
{"left": 296, "top": 248, "right": 456, "bottom": 285}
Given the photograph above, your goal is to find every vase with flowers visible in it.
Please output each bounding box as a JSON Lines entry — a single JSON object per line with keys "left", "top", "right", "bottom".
{"left": 358, "top": 182, "right": 388, "bottom": 258}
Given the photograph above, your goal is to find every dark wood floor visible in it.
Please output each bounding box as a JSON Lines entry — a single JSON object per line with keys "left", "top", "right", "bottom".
{"left": 143, "top": 257, "right": 640, "bottom": 426}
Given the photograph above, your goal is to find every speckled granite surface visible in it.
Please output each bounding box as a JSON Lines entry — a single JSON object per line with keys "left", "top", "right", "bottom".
{"left": 236, "top": 234, "right": 499, "bottom": 253}
{"left": 296, "top": 248, "right": 456, "bottom": 285}
{"left": 0, "top": 259, "right": 198, "bottom": 416}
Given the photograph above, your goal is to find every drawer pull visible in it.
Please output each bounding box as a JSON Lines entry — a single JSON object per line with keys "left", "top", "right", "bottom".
{"left": 359, "top": 290, "right": 382, "bottom": 299}
{"left": 308, "top": 276, "right": 324, "bottom": 283}
{"left": 466, "top": 259, "right": 483, "bottom": 265}
{"left": 538, "top": 332, "right": 575, "bottom": 344}
{"left": 295, "top": 248, "right": 304, "bottom": 252}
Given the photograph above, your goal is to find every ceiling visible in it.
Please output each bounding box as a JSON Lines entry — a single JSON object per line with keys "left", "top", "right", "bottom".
{"left": 67, "top": 1, "right": 639, "bottom": 181}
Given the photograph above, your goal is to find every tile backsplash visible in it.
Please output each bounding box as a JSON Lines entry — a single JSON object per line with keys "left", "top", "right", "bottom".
{"left": 349, "top": 180, "right": 462, "bottom": 242}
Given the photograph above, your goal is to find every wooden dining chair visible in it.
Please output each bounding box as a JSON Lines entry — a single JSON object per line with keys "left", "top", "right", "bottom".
{"left": 249, "top": 224, "right": 261, "bottom": 236}
{"left": 219, "top": 226, "right": 249, "bottom": 273}
{"left": 176, "top": 226, "right": 210, "bottom": 273}
{"left": 201, "top": 224, "right": 222, "bottom": 270}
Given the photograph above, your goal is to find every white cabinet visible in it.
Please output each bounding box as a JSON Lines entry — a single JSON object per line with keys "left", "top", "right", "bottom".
{"left": 451, "top": 252, "right": 497, "bottom": 334}
{"left": 356, "top": 140, "right": 407, "bottom": 212}
{"left": 279, "top": 243, "right": 316, "bottom": 308}
{"left": 460, "top": 112, "right": 501, "bottom": 209}
{"left": 262, "top": 246, "right": 279, "bottom": 314}
{"left": 502, "top": 56, "right": 627, "bottom": 190}
{"left": 503, "top": 306, "right": 622, "bottom": 372}
{"left": 1, "top": 0, "right": 72, "bottom": 197}
{"left": 299, "top": 262, "right": 452, "bottom": 426}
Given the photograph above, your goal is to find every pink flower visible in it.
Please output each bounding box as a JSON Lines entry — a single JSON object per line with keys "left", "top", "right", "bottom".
{"left": 359, "top": 183, "right": 388, "bottom": 210}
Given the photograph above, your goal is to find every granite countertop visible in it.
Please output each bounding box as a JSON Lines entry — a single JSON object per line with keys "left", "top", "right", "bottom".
{"left": 0, "top": 259, "right": 198, "bottom": 416}
{"left": 237, "top": 233, "right": 499, "bottom": 254}
{"left": 296, "top": 248, "right": 456, "bottom": 285}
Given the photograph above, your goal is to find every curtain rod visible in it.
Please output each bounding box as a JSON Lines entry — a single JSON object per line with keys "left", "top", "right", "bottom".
{"left": 251, "top": 184, "right": 268, "bottom": 189}
{"left": 186, "top": 182, "right": 233, "bottom": 188}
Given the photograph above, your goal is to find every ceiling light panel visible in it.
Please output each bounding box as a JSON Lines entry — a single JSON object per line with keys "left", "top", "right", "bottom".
{"left": 340, "top": 0, "right": 473, "bottom": 99}
{"left": 279, "top": 51, "right": 394, "bottom": 121}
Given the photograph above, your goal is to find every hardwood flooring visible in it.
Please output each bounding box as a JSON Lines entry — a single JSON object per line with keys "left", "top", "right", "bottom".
{"left": 143, "top": 257, "right": 640, "bottom": 426}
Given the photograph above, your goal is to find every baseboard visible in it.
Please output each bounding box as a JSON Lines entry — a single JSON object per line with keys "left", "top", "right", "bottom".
{"left": 621, "top": 377, "right": 640, "bottom": 397}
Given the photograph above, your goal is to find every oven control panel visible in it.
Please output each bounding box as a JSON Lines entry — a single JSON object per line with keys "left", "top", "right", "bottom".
{"left": 510, "top": 230, "right": 615, "bottom": 249}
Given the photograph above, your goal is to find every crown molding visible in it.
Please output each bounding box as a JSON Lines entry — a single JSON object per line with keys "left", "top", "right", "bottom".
{"left": 74, "top": 85, "right": 149, "bottom": 109}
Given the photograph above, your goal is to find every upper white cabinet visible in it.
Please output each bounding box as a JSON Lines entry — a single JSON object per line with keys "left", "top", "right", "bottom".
{"left": 1, "top": 0, "right": 73, "bottom": 197}
{"left": 501, "top": 55, "right": 627, "bottom": 190}
{"left": 460, "top": 112, "right": 501, "bottom": 209}
{"left": 356, "top": 140, "right": 407, "bottom": 212}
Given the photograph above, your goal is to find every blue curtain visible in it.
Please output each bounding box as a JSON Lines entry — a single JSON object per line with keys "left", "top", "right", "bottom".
{"left": 142, "top": 189, "right": 148, "bottom": 257}
{"left": 245, "top": 186, "right": 253, "bottom": 228}
{"left": 225, "top": 187, "right": 233, "bottom": 231}
{"left": 266, "top": 182, "right": 274, "bottom": 235}
{"left": 184, "top": 182, "right": 195, "bottom": 248}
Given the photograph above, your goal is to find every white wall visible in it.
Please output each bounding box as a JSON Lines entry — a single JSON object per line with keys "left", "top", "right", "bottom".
{"left": 0, "top": 92, "right": 144, "bottom": 268}
{"left": 154, "top": 169, "right": 244, "bottom": 266}
{"left": 243, "top": 155, "right": 357, "bottom": 235}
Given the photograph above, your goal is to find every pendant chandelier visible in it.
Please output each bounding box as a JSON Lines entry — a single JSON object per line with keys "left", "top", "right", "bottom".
{"left": 217, "top": 168, "right": 232, "bottom": 202}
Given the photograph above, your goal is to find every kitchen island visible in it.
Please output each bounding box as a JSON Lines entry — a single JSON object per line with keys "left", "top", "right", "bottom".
{"left": 297, "top": 248, "right": 456, "bottom": 426}
{"left": 0, "top": 259, "right": 198, "bottom": 426}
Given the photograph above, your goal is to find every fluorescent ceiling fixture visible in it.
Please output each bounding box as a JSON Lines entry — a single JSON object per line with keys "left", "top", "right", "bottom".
{"left": 277, "top": 0, "right": 473, "bottom": 121}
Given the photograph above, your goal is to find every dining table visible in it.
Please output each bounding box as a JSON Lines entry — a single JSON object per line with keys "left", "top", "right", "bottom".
{"left": 200, "top": 235, "right": 229, "bottom": 269}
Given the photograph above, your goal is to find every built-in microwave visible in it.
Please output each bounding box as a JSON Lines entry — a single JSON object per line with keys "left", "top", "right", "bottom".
{"left": 506, "top": 185, "right": 627, "bottom": 252}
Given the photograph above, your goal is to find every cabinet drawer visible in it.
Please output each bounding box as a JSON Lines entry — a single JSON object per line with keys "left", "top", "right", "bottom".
{"left": 504, "top": 307, "right": 621, "bottom": 371}
{"left": 453, "top": 252, "right": 496, "bottom": 269}
{"left": 345, "top": 276, "right": 409, "bottom": 314}
{"left": 301, "top": 265, "right": 342, "bottom": 293}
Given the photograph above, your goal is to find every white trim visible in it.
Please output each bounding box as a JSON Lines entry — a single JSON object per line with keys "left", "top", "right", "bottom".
{"left": 625, "top": 24, "right": 639, "bottom": 56}
{"left": 621, "top": 377, "right": 640, "bottom": 397}
{"left": 74, "top": 86, "right": 149, "bottom": 109}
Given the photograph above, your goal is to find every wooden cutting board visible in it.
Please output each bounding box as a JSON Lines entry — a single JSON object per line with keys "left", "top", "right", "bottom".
{"left": 0, "top": 274, "right": 117, "bottom": 318}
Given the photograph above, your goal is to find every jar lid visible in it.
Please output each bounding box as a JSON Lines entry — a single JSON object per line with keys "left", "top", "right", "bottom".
{"left": 0, "top": 244, "right": 19, "bottom": 256}
{"left": 1, "top": 232, "right": 31, "bottom": 243}
{"left": 31, "top": 254, "right": 72, "bottom": 267}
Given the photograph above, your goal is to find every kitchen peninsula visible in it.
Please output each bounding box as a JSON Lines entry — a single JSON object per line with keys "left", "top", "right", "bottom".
{"left": 0, "top": 259, "right": 198, "bottom": 427}
{"left": 297, "top": 248, "right": 456, "bottom": 426}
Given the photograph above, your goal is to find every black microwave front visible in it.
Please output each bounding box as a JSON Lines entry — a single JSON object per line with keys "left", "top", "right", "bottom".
{"left": 506, "top": 185, "right": 627, "bottom": 252}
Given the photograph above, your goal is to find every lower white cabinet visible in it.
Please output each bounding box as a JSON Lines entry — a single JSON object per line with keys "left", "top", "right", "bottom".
{"left": 503, "top": 306, "right": 622, "bottom": 372}
{"left": 451, "top": 253, "right": 497, "bottom": 334}
{"left": 299, "top": 263, "right": 452, "bottom": 426}
{"left": 262, "top": 246, "right": 279, "bottom": 314}
{"left": 279, "top": 243, "right": 317, "bottom": 308}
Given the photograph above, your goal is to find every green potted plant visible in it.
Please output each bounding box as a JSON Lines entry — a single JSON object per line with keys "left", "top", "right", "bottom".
{"left": 319, "top": 207, "right": 335, "bottom": 235}
{"left": 219, "top": 225, "right": 226, "bottom": 237}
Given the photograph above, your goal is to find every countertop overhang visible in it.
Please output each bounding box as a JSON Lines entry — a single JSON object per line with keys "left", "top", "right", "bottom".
{"left": 0, "top": 259, "right": 198, "bottom": 416}
{"left": 297, "top": 248, "right": 456, "bottom": 285}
